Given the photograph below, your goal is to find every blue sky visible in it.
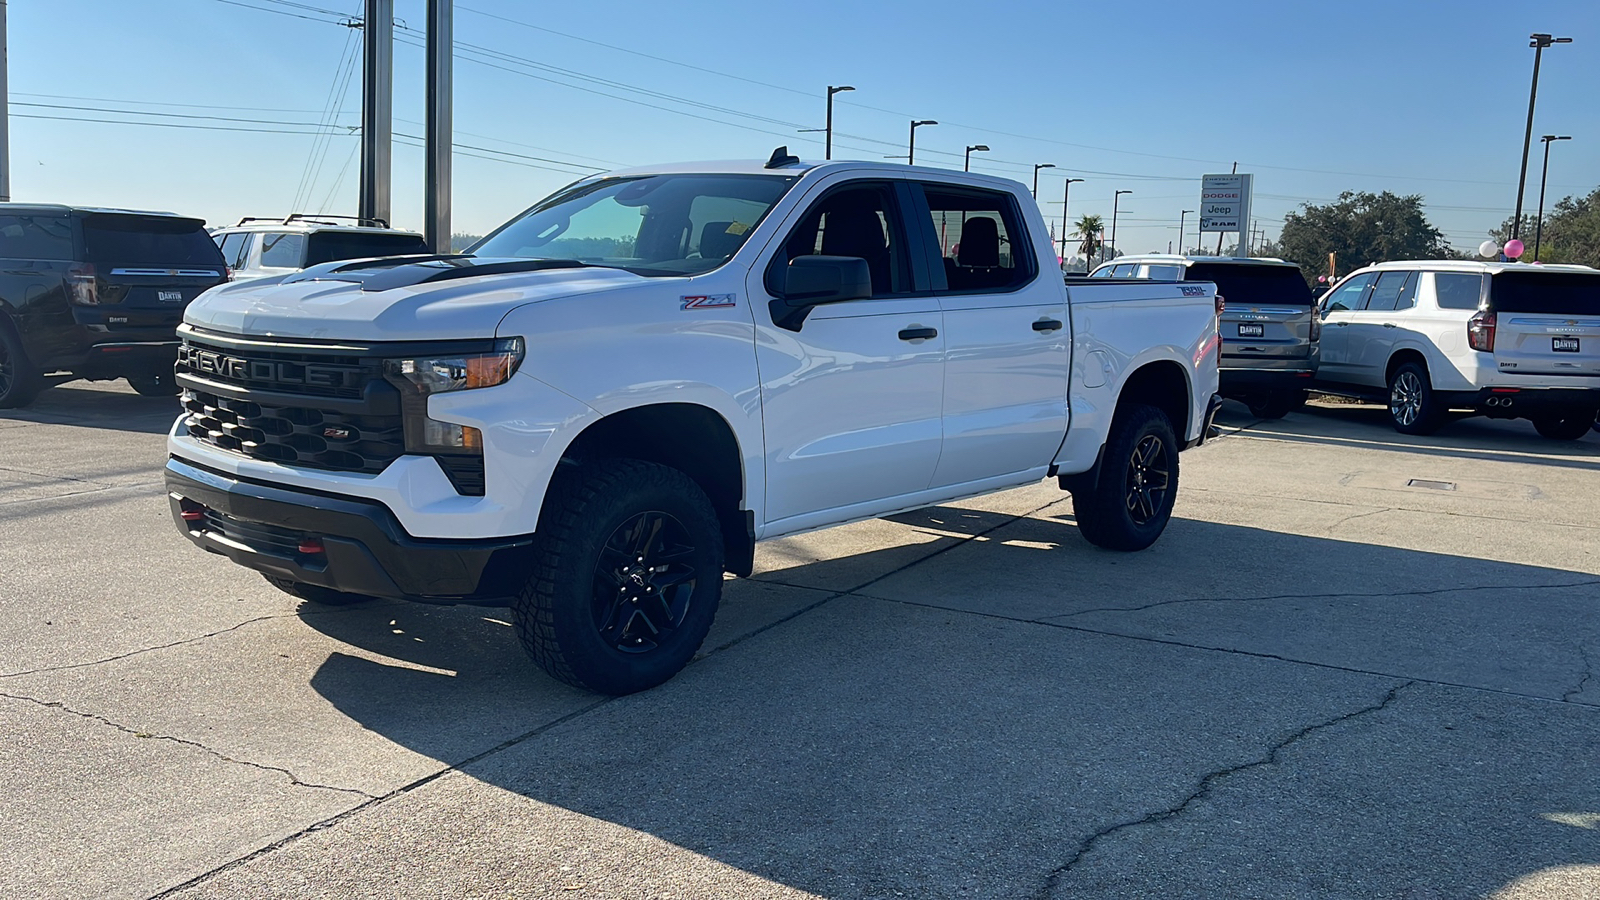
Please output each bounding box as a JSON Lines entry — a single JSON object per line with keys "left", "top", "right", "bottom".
{"left": 8, "top": 0, "right": 1598, "bottom": 255}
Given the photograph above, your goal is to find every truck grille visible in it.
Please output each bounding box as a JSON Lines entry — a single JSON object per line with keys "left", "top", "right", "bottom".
{"left": 181, "top": 387, "right": 405, "bottom": 475}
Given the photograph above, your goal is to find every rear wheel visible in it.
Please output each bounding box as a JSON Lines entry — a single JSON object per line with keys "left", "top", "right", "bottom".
{"left": 127, "top": 371, "right": 180, "bottom": 397}
{"left": 0, "top": 320, "right": 44, "bottom": 409}
{"left": 262, "top": 574, "right": 372, "bottom": 606}
{"left": 1246, "top": 391, "right": 1295, "bottom": 420}
{"left": 1532, "top": 410, "right": 1596, "bottom": 441}
{"left": 1387, "top": 362, "right": 1442, "bottom": 435}
{"left": 513, "top": 459, "right": 723, "bottom": 696}
{"left": 1071, "top": 404, "right": 1179, "bottom": 552}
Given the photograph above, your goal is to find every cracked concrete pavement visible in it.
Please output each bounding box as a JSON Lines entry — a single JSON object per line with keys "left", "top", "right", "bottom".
{"left": 3, "top": 382, "right": 1599, "bottom": 899}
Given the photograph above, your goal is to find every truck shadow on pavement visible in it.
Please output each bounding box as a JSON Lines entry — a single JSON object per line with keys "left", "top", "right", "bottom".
{"left": 294, "top": 513, "right": 1600, "bottom": 899}
{"left": 0, "top": 381, "right": 182, "bottom": 435}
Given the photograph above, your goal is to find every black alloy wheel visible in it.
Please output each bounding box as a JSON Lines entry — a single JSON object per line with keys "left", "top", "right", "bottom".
{"left": 1124, "top": 433, "right": 1171, "bottom": 527}
{"left": 0, "top": 322, "right": 43, "bottom": 409}
{"left": 592, "top": 510, "right": 699, "bottom": 653}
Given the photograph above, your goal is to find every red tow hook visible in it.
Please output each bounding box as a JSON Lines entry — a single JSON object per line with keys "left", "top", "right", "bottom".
{"left": 297, "top": 537, "right": 326, "bottom": 555}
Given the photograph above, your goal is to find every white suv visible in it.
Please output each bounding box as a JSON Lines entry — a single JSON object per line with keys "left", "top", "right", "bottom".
{"left": 1313, "top": 260, "right": 1600, "bottom": 439}
{"left": 210, "top": 215, "right": 429, "bottom": 282}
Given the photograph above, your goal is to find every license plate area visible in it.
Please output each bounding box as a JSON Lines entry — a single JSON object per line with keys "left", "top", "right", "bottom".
{"left": 158, "top": 290, "right": 186, "bottom": 303}
{"left": 1553, "top": 337, "right": 1580, "bottom": 352}
{"left": 1237, "top": 323, "right": 1265, "bottom": 338}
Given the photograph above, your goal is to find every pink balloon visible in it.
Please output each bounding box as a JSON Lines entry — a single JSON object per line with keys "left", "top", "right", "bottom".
{"left": 1317, "top": 275, "right": 1327, "bottom": 283}
{"left": 1504, "top": 239, "right": 1525, "bottom": 259}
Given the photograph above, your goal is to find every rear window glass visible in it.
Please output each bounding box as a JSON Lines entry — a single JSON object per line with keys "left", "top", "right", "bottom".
{"left": 1143, "top": 264, "right": 1183, "bottom": 280}
{"left": 81, "top": 215, "right": 223, "bottom": 267}
{"left": 1433, "top": 273, "right": 1484, "bottom": 310}
{"left": 0, "top": 214, "right": 74, "bottom": 260}
{"left": 305, "top": 231, "right": 430, "bottom": 267}
{"left": 1489, "top": 271, "right": 1600, "bottom": 316}
{"left": 258, "top": 233, "right": 306, "bottom": 268}
{"left": 1186, "top": 263, "right": 1314, "bottom": 306}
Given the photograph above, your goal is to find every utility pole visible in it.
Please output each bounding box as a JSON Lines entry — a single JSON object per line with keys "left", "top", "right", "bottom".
{"left": 1178, "top": 210, "right": 1192, "bottom": 254}
{"left": 1032, "top": 163, "right": 1055, "bottom": 199}
{"left": 825, "top": 86, "right": 854, "bottom": 160}
{"left": 0, "top": 1, "right": 9, "bottom": 202}
{"left": 1059, "top": 177, "right": 1082, "bottom": 267}
{"left": 1111, "top": 189, "right": 1132, "bottom": 260}
{"left": 358, "top": 0, "right": 393, "bottom": 225}
{"left": 424, "top": 0, "right": 452, "bottom": 253}
{"left": 1514, "top": 33, "right": 1572, "bottom": 241}
{"left": 908, "top": 120, "right": 936, "bottom": 166}
{"left": 1534, "top": 134, "right": 1571, "bottom": 261}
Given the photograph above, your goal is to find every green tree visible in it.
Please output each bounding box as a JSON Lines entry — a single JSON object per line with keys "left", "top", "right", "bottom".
{"left": 450, "top": 232, "right": 484, "bottom": 253}
{"left": 1278, "top": 191, "right": 1451, "bottom": 283}
{"left": 1075, "top": 214, "right": 1104, "bottom": 267}
{"left": 1492, "top": 186, "right": 1600, "bottom": 266}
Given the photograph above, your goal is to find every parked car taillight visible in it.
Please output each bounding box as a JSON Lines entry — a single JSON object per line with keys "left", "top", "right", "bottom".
{"left": 1215, "top": 295, "right": 1226, "bottom": 316}
{"left": 67, "top": 263, "right": 98, "bottom": 304}
{"left": 1467, "top": 309, "right": 1496, "bottom": 352}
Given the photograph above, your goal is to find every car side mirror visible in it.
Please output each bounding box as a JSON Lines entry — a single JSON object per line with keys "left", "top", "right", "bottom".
{"left": 770, "top": 255, "right": 872, "bottom": 331}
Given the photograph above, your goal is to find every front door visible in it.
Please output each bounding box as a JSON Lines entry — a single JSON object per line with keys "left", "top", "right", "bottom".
{"left": 1316, "top": 271, "right": 1376, "bottom": 383}
{"left": 750, "top": 180, "right": 946, "bottom": 529}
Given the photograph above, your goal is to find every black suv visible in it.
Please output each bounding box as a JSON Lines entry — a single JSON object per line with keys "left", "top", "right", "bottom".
{"left": 0, "top": 204, "right": 226, "bottom": 407}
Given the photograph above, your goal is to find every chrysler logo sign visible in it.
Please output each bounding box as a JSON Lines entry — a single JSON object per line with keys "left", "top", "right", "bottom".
{"left": 178, "top": 346, "right": 363, "bottom": 390}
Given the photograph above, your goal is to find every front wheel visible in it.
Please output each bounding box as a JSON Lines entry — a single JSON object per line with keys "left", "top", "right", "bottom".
{"left": 127, "top": 371, "right": 180, "bottom": 396}
{"left": 0, "top": 321, "right": 44, "bottom": 409}
{"left": 513, "top": 459, "right": 724, "bottom": 696}
{"left": 1387, "top": 362, "right": 1442, "bottom": 435}
{"left": 1071, "top": 404, "right": 1179, "bottom": 552}
{"left": 1246, "top": 391, "right": 1296, "bottom": 420}
{"left": 1532, "top": 410, "right": 1596, "bottom": 441}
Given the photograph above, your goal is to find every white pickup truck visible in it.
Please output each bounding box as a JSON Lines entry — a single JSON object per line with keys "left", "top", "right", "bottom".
{"left": 166, "top": 152, "right": 1222, "bottom": 694}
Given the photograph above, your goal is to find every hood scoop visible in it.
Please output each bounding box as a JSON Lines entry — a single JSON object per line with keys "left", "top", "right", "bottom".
{"left": 278, "top": 255, "right": 591, "bottom": 293}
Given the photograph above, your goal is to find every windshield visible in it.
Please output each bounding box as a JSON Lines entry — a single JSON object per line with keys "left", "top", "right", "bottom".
{"left": 1187, "top": 263, "right": 1314, "bottom": 306}
{"left": 471, "top": 173, "right": 798, "bottom": 276}
{"left": 82, "top": 214, "right": 224, "bottom": 267}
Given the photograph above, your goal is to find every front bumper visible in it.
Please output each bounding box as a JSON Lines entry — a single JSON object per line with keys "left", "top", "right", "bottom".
{"left": 166, "top": 457, "right": 534, "bottom": 606}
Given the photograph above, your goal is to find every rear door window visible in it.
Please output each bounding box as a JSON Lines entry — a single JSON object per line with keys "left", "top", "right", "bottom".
{"left": 0, "top": 214, "right": 74, "bottom": 260}
{"left": 1187, "top": 263, "right": 1314, "bottom": 306}
{"left": 916, "top": 184, "right": 1035, "bottom": 293}
{"left": 81, "top": 215, "right": 223, "bottom": 267}
{"left": 1142, "top": 264, "right": 1183, "bottom": 280}
{"left": 1322, "top": 272, "right": 1375, "bottom": 312}
{"left": 1366, "top": 271, "right": 1414, "bottom": 312}
{"left": 1433, "top": 273, "right": 1485, "bottom": 310}
{"left": 1110, "top": 263, "right": 1136, "bottom": 277}
{"left": 258, "top": 232, "right": 307, "bottom": 268}
{"left": 303, "top": 231, "right": 429, "bottom": 266}
{"left": 1489, "top": 271, "right": 1600, "bottom": 316}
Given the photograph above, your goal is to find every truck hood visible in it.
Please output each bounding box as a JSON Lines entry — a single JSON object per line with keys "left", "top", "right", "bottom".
{"left": 184, "top": 256, "right": 647, "bottom": 341}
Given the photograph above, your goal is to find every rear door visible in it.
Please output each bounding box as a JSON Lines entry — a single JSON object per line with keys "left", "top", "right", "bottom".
{"left": 1193, "top": 262, "right": 1316, "bottom": 370}
{"left": 1488, "top": 271, "right": 1600, "bottom": 378}
{"left": 1348, "top": 270, "right": 1418, "bottom": 385}
{"left": 78, "top": 214, "right": 226, "bottom": 335}
{"left": 909, "top": 180, "right": 1068, "bottom": 488}
{"left": 0, "top": 212, "right": 76, "bottom": 359}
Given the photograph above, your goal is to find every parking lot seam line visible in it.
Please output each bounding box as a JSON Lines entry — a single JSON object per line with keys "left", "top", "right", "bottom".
{"left": 0, "top": 690, "right": 375, "bottom": 799}
{"left": 143, "top": 696, "right": 615, "bottom": 900}
{"left": 143, "top": 499, "right": 1067, "bottom": 899}
{"left": 866, "top": 594, "right": 1600, "bottom": 710}
{"left": 1028, "top": 681, "right": 1412, "bottom": 900}
{"left": 1185, "top": 486, "right": 1600, "bottom": 532}
{"left": 1564, "top": 645, "right": 1594, "bottom": 704}
{"left": 1325, "top": 506, "right": 1395, "bottom": 531}
{"left": 0, "top": 484, "right": 118, "bottom": 507}
{"left": 0, "top": 461, "right": 120, "bottom": 486}
{"left": 1039, "top": 578, "right": 1600, "bottom": 623}
{"left": 0, "top": 610, "right": 362, "bottom": 679}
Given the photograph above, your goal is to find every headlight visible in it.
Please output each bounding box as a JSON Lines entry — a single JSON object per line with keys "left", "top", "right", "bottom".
{"left": 383, "top": 338, "right": 524, "bottom": 394}
{"left": 383, "top": 338, "right": 524, "bottom": 455}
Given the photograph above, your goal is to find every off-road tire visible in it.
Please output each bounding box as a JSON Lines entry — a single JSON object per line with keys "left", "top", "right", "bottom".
{"left": 512, "top": 458, "right": 723, "bottom": 696}
{"left": 1387, "top": 362, "right": 1442, "bottom": 435}
{"left": 127, "top": 371, "right": 180, "bottom": 397}
{"left": 262, "top": 574, "right": 372, "bottom": 606}
{"left": 0, "top": 319, "right": 44, "bottom": 409}
{"left": 1532, "top": 411, "right": 1595, "bottom": 441}
{"left": 1071, "top": 404, "right": 1179, "bottom": 552}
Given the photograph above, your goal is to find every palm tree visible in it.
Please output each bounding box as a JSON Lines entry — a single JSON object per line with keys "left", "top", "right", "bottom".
{"left": 1075, "top": 214, "right": 1104, "bottom": 269}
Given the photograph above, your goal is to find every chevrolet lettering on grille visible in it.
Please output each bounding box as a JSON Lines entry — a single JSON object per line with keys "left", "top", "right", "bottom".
{"left": 179, "top": 346, "right": 364, "bottom": 391}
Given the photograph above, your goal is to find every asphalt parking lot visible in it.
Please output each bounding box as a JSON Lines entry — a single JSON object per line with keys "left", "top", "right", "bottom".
{"left": 3, "top": 382, "right": 1599, "bottom": 900}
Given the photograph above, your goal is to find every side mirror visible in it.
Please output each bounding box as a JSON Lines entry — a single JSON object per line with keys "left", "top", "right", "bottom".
{"left": 770, "top": 255, "right": 872, "bottom": 330}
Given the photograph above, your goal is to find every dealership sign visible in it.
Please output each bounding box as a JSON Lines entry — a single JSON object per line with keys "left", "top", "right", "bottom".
{"left": 1199, "top": 173, "right": 1253, "bottom": 234}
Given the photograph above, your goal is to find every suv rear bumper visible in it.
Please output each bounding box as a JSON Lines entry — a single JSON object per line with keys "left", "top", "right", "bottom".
{"left": 1442, "top": 386, "right": 1600, "bottom": 417}
{"left": 41, "top": 340, "right": 180, "bottom": 377}
{"left": 1219, "top": 366, "right": 1315, "bottom": 396}
{"left": 166, "top": 457, "right": 534, "bottom": 606}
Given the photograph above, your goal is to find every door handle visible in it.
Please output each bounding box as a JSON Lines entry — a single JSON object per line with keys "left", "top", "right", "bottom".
{"left": 898, "top": 326, "right": 938, "bottom": 341}
{"left": 1382, "top": 322, "right": 1397, "bottom": 328}
{"left": 1032, "top": 318, "right": 1064, "bottom": 332}
{"left": 1333, "top": 321, "right": 1349, "bottom": 327}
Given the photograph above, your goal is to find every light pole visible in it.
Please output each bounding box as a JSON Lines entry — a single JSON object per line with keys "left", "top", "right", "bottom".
{"left": 1032, "top": 163, "right": 1056, "bottom": 199}
{"left": 1514, "top": 33, "right": 1572, "bottom": 241}
{"left": 964, "top": 144, "right": 989, "bottom": 172}
{"left": 825, "top": 85, "right": 854, "bottom": 160}
{"left": 1534, "top": 134, "right": 1571, "bottom": 261}
{"left": 908, "top": 120, "right": 937, "bottom": 166}
{"left": 1178, "top": 210, "right": 1193, "bottom": 254}
{"left": 1111, "top": 189, "right": 1132, "bottom": 260}
{"left": 1058, "top": 177, "right": 1083, "bottom": 267}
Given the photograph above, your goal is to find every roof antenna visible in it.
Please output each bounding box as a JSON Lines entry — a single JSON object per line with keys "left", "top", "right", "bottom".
{"left": 765, "top": 145, "right": 800, "bottom": 169}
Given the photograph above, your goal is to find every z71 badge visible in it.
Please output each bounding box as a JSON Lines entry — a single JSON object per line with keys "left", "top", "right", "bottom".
{"left": 681, "top": 294, "right": 737, "bottom": 310}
